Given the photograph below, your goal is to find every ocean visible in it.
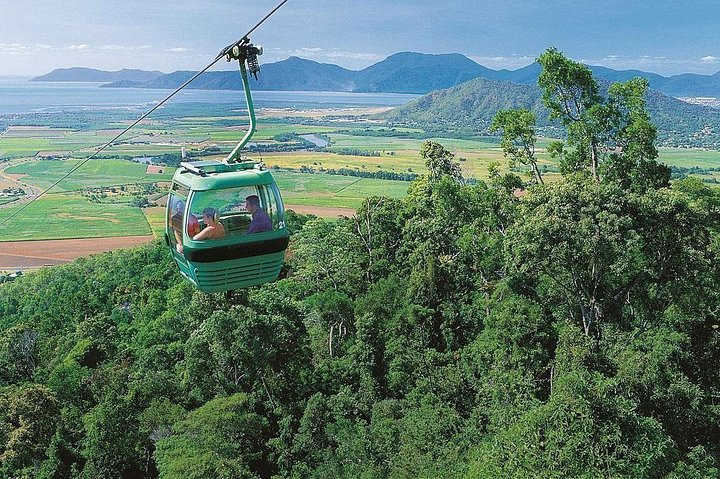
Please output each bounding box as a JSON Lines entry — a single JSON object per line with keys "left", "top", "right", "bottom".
{"left": 0, "top": 78, "right": 418, "bottom": 115}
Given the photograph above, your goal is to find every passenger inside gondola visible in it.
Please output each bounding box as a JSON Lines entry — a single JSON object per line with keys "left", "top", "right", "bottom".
{"left": 193, "top": 207, "right": 226, "bottom": 240}
{"left": 171, "top": 199, "right": 199, "bottom": 252}
{"left": 245, "top": 194, "right": 272, "bottom": 234}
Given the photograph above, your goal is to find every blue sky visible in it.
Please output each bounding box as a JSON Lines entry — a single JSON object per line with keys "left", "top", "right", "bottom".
{"left": 2, "top": 0, "right": 720, "bottom": 77}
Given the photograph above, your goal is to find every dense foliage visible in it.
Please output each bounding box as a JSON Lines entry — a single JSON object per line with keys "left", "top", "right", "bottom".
{"left": 1, "top": 138, "right": 719, "bottom": 477}
{"left": 2, "top": 53, "right": 720, "bottom": 478}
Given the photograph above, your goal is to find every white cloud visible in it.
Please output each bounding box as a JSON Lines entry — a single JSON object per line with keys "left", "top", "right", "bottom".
{"left": 168, "top": 47, "right": 191, "bottom": 53}
{"left": 68, "top": 44, "right": 88, "bottom": 50}
{"left": 701, "top": 55, "right": 719, "bottom": 63}
{"left": 468, "top": 54, "right": 535, "bottom": 69}
{"left": 101, "top": 44, "right": 152, "bottom": 51}
{"left": 0, "top": 43, "right": 32, "bottom": 55}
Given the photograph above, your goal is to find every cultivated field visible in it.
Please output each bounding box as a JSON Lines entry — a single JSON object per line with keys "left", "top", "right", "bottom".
{"left": 2, "top": 102, "right": 719, "bottom": 267}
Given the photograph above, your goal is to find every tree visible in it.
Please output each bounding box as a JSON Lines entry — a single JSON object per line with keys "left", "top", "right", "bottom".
{"left": 599, "top": 78, "right": 670, "bottom": 191}
{"left": 290, "top": 218, "right": 364, "bottom": 295}
{"left": 507, "top": 178, "right": 712, "bottom": 337}
{"left": 0, "top": 384, "right": 60, "bottom": 477}
{"left": 538, "top": 47, "right": 668, "bottom": 189}
{"left": 154, "top": 394, "right": 267, "bottom": 479}
{"left": 352, "top": 196, "right": 403, "bottom": 283}
{"left": 491, "top": 109, "right": 544, "bottom": 184}
{"left": 0, "top": 324, "right": 38, "bottom": 385}
{"left": 538, "top": 47, "right": 601, "bottom": 179}
{"left": 420, "top": 140, "right": 462, "bottom": 182}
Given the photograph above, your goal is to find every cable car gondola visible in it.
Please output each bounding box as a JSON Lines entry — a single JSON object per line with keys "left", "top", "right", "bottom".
{"left": 164, "top": 40, "right": 289, "bottom": 292}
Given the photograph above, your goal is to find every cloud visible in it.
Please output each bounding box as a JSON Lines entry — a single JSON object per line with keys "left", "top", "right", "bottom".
{"left": 0, "top": 43, "right": 32, "bottom": 55}
{"left": 468, "top": 54, "right": 535, "bottom": 69}
{"left": 101, "top": 44, "right": 152, "bottom": 51}
{"left": 574, "top": 54, "right": 720, "bottom": 75}
{"left": 168, "top": 47, "right": 191, "bottom": 53}
{"left": 68, "top": 44, "right": 88, "bottom": 50}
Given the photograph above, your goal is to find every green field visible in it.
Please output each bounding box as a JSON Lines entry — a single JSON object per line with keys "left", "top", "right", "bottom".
{"left": 143, "top": 206, "right": 167, "bottom": 238}
{"left": 0, "top": 193, "right": 151, "bottom": 241}
{"left": 5, "top": 158, "right": 173, "bottom": 192}
{"left": 0, "top": 128, "right": 116, "bottom": 157}
{"left": 657, "top": 148, "right": 720, "bottom": 168}
{"left": 0, "top": 161, "right": 411, "bottom": 240}
{"left": 274, "top": 171, "right": 409, "bottom": 209}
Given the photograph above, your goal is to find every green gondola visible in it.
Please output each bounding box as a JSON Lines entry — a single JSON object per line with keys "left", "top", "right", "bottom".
{"left": 164, "top": 40, "right": 289, "bottom": 292}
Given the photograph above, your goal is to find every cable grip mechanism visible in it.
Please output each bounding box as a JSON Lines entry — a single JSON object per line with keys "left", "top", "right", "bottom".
{"left": 225, "top": 38, "right": 263, "bottom": 79}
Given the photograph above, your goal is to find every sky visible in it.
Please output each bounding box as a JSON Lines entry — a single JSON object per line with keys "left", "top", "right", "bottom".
{"left": 2, "top": 0, "right": 720, "bottom": 77}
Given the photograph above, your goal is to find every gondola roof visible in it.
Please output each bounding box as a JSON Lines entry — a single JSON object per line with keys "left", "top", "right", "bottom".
{"left": 172, "top": 160, "right": 276, "bottom": 191}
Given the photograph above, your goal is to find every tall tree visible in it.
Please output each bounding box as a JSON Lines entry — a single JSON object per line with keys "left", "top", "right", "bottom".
{"left": 538, "top": 48, "right": 669, "bottom": 189}
{"left": 507, "top": 178, "right": 711, "bottom": 337}
{"left": 491, "top": 109, "right": 544, "bottom": 184}
{"left": 538, "top": 47, "right": 601, "bottom": 179}
{"left": 420, "top": 140, "right": 462, "bottom": 182}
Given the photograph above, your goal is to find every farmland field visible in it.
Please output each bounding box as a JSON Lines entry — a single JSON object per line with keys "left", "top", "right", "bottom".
{"left": 656, "top": 148, "right": 720, "bottom": 168}
{"left": 0, "top": 126, "right": 116, "bottom": 157}
{"left": 0, "top": 193, "right": 151, "bottom": 241}
{"left": 0, "top": 159, "right": 411, "bottom": 241}
{"left": 274, "top": 171, "right": 409, "bottom": 209}
{"left": 3, "top": 101, "right": 720, "bottom": 247}
{"left": 4, "top": 158, "right": 174, "bottom": 191}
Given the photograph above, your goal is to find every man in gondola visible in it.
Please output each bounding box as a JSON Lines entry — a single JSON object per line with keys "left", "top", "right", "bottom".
{"left": 245, "top": 195, "right": 271, "bottom": 234}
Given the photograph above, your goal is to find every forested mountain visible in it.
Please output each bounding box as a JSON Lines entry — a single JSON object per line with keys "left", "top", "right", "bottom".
{"left": 495, "top": 62, "right": 720, "bottom": 98}
{"left": 104, "top": 58, "right": 357, "bottom": 92}
{"left": 384, "top": 76, "right": 551, "bottom": 130}
{"left": 1, "top": 152, "right": 719, "bottom": 477}
{"left": 30, "top": 67, "right": 163, "bottom": 83}
{"left": 384, "top": 76, "right": 720, "bottom": 147}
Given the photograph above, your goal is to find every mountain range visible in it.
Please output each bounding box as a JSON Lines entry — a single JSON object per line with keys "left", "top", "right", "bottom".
{"left": 31, "top": 52, "right": 720, "bottom": 98}
{"left": 30, "top": 53, "right": 720, "bottom": 147}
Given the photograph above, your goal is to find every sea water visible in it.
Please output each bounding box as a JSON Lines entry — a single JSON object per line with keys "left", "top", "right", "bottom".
{"left": 0, "top": 77, "right": 418, "bottom": 115}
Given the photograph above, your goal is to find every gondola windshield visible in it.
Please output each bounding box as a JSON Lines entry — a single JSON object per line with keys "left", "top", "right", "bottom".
{"left": 187, "top": 184, "right": 284, "bottom": 239}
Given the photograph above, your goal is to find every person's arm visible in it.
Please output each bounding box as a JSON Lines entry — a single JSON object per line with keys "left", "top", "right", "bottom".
{"left": 193, "top": 226, "right": 213, "bottom": 241}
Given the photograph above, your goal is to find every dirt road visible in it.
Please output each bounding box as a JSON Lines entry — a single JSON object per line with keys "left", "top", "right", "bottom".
{"left": 0, "top": 159, "right": 42, "bottom": 210}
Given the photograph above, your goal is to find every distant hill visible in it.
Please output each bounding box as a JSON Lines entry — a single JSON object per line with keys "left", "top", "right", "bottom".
{"left": 99, "top": 58, "right": 357, "bottom": 92}
{"left": 31, "top": 67, "right": 163, "bottom": 83}
{"left": 384, "top": 77, "right": 720, "bottom": 148}
{"left": 384, "top": 77, "right": 550, "bottom": 129}
{"left": 352, "top": 52, "right": 499, "bottom": 93}
{"left": 492, "top": 62, "right": 720, "bottom": 98}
